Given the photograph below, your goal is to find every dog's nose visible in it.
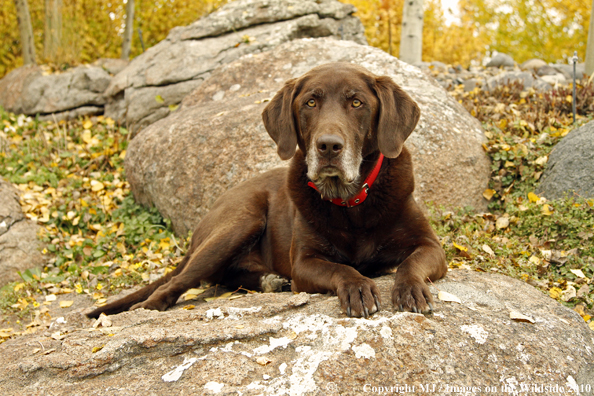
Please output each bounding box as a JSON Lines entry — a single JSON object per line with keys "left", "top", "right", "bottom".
{"left": 316, "top": 134, "right": 344, "bottom": 158}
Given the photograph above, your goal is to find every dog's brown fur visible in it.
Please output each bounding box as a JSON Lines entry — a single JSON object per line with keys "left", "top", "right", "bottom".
{"left": 87, "top": 63, "right": 447, "bottom": 319}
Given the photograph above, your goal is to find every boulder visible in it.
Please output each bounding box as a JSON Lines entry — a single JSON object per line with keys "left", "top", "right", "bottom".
{"left": 537, "top": 120, "right": 594, "bottom": 199}
{"left": 0, "top": 269, "right": 592, "bottom": 395}
{"left": 104, "top": 0, "right": 366, "bottom": 134}
{"left": 537, "top": 64, "right": 559, "bottom": 76}
{"left": 125, "top": 38, "right": 490, "bottom": 236}
{"left": 486, "top": 53, "right": 515, "bottom": 68}
{"left": 93, "top": 58, "right": 130, "bottom": 76}
{"left": 552, "top": 63, "right": 586, "bottom": 80}
{"left": 520, "top": 58, "right": 547, "bottom": 71}
{"left": 0, "top": 178, "right": 46, "bottom": 286}
{"left": 0, "top": 64, "right": 111, "bottom": 120}
{"left": 540, "top": 74, "right": 566, "bottom": 85}
{"left": 483, "top": 71, "right": 552, "bottom": 92}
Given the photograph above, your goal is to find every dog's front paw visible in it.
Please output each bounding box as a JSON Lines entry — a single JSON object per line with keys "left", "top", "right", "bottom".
{"left": 336, "top": 277, "right": 381, "bottom": 318}
{"left": 130, "top": 299, "right": 169, "bottom": 312}
{"left": 392, "top": 276, "right": 433, "bottom": 314}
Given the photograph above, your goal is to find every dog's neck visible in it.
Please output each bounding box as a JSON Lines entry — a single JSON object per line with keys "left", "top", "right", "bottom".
{"left": 307, "top": 153, "right": 384, "bottom": 208}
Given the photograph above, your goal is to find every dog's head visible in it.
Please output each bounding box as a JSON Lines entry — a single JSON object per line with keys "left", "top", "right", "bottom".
{"left": 262, "top": 63, "right": 420, "bottom": 200}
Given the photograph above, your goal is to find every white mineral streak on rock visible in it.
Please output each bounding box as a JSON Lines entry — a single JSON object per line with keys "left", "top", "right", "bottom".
{"left": 461, "top": 324, "right": 488, "bottom": 344}
{"left": 380, "top": 325, "right": 393, "bottom": 339}
{"left": 161, "top": 357, "right": 197, "bottom": 382}
{"left": 204, "top": 381, "right": 225, "bottom": 393}
{"left": 225, "top": 306, "right": 262, "bottom": 320}
{"left": 352, "top": 343, "right": 375, "bottom": 359}
{"left": 205, "top": 307, "right": 224, "bottom": 320}
{"left": 253, "top": 337, "right": 293, "bottom": 355}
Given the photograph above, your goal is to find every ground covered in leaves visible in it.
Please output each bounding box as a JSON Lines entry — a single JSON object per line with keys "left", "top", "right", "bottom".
{"left": 0, "top": 78, "right": 593, "bottom": 343}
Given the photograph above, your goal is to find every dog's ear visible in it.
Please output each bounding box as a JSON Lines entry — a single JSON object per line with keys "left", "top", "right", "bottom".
{"left": 374, "top": 76, "right": 420, "bottom": 158}
{"left": 262, "top": 79, "right": 298, "bottom": 160}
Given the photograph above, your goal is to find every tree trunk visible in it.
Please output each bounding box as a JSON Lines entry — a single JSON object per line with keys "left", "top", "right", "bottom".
{"left": 399, "top": 0, "right": 424, "bottom": 64}
{"left": 121, "top": 0, "right": 135, "bottom": 60}
{"left": 44, "top": 0, "right": 62, "bottom": 61}
{"left": 14, "top": 0, "right": 36, "bottom": 65}
{"left": 586, "top": 0, "right": 594, "bottom": 76}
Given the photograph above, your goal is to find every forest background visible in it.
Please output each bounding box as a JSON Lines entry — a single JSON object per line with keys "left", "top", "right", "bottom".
{"left": 0, "top": 0, "right": 591, "bottom": 78}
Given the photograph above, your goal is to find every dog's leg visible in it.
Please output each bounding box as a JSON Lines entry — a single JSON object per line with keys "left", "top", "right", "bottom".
{"left": 130, "top": 217, "right": 266, "bottom": 312}
{"left": 291, "top": 257, "right": 382, "bottom": 318}
{"left": 391, "top": 241, "right": 447, "bottom": 314}
{"left": 86, "top": 254, "right": 191, "bottom": 318}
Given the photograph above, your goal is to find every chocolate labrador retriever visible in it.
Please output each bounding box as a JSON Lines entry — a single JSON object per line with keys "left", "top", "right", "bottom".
{"left": 87, "top": 63, "right": 446, "bottom": 319}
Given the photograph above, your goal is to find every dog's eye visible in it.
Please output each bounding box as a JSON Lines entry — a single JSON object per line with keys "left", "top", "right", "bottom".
{"left": 352, "top": 99, "right": 362, "bottom": 108}
{"left": 306, "top": 99, "right": 316, "bottom": 107}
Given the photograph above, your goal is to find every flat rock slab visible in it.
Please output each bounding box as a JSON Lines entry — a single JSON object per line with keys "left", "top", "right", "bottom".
{"left": 125, "top": 38, "right": 490, "bottom": 236}
{"left": 0, "top": 178, "right": 45, "bottom": 286}
{"left": 538, "top": 120, "right": 594, "bottom": 200}
{"left": 0, "top": 269, "right": 592, "bottom": 395}
{"left": 105, "top": 0, "right": 366, "bottom": 133}
{"left": 0, "top": 64, "right": 110, "bottom": 120}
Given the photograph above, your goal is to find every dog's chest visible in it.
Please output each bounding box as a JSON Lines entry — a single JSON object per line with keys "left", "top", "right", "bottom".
{"left": 327, "top": 229, "right": 381, "bottom": 266}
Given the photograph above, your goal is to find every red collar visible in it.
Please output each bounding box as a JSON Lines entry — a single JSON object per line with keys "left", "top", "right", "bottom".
{"left": 307, "top": 153, "right": 385, "bottom": 208}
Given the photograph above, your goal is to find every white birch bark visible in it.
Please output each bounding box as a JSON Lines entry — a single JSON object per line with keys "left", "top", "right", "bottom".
{"left": 14, "top": 0, "right": 36, "bottom": 65}
{"left": 121, "top": 0, "right": 135, "bottom": 60}
{"left": 399, "top": 0, "right": 424, "bottom": 64}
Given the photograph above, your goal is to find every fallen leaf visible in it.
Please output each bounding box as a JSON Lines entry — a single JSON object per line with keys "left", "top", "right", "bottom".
{"left": 482, "top": 189, "right": 496, "bottom": 200}
{"left": 541, "top": 204, "right": 554, "bottom": 216}
{"left": 483, "top": 189, "right": 496, "bottom": 200}
{"left": 83, "top": 120, "right": 93, "bottom": 130}
{"left": 182, "top": 305, "right": 195, "bottom": 310}
{"left": 183, "top": 288, "right": 206, "bottom": 301}
{"left": 496, "top": 216, "right": 509, "bottom": 229}
{"left": 92, "top": 346, "right": 104, "bottom": 353}
{"left": 90, "top": 180, "right": 104, "bottom": 192}
{"left": 510, "top": 311, "right": 535, "bottom": 323}
{"left": 562, "top": 286, "right": 577, "bottom": 302}
{"left": 570, "top": 269, "right": 586, "bottom": 279}
{"left": 59, "top": 301, "right": 74, "bottom": 308}
{"left": 482, "top": 244, "right": 495, "bottom": 256}
{"left": 528, "top": 192, "right": 539, "bottom": 203}
{"left": 155, "top": 95, "right": 164, "bottom": 103}
{"left": 45, "top": 294, "right": 56, "bottom": 302}
{"left": 549, "top": 287, "right": 562, "bottom": 299}
{"left": 452, "top": 242, "right": 468, "bottom": 252}
{"left": 534, "top": 156, "right": 548, "bottom": 166}
{"left": 438, "top": 291, "right": 461, "bottom": 304}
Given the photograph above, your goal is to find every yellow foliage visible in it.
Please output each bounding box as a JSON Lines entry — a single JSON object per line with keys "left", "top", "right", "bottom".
{"left": 0, "top": 0, "right": 227, "bottom": 78}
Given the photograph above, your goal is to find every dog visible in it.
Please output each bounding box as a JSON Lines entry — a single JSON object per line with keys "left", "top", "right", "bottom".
{"left": 87, "top": 63, "right": 447, "bottom": 319}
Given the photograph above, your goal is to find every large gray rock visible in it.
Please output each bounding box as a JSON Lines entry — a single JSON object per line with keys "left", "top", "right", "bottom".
{"left": 538, "top": 120, "right": 594, "bottom": 199}
{"left": 0, "top": 178, "right": 46, "bottom": 286}
{"left": 125, "top": 38, "right": 490, "bottom": 236}
{"left": 0, "top": 269, "right": 592, "bottom": 395}
{"left": 552, "top": 63, "right": 586, "bottom": 80}
{"left": 0, "top": 64, "right": 110, "bottom": 120}
{"left": 104, "top": 0, "right": 366, "bottom": 134}
{"left": 520, "top": 58, "right": 547, "bottom": 71}
{"left": 486, "top": 53, "right": 515, "bottom": 68}
{"left": 484, "top": 71, "right": 552, "bottom": 92}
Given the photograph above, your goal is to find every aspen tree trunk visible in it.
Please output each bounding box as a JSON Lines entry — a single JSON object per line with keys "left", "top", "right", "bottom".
{"left": 121, "top": 0, "right": 135, "bottom": 60}
{"left": 44, "top": 0, "right": 62, "bottom": 61}
{"left": 585, "top": 0, "right": 594, "bottom": 76}
{"left": 399, "top": 0, "right": 424, "bottom": 64}
{"left": 14, "top": 0, "right": 36, "bottom": 65}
